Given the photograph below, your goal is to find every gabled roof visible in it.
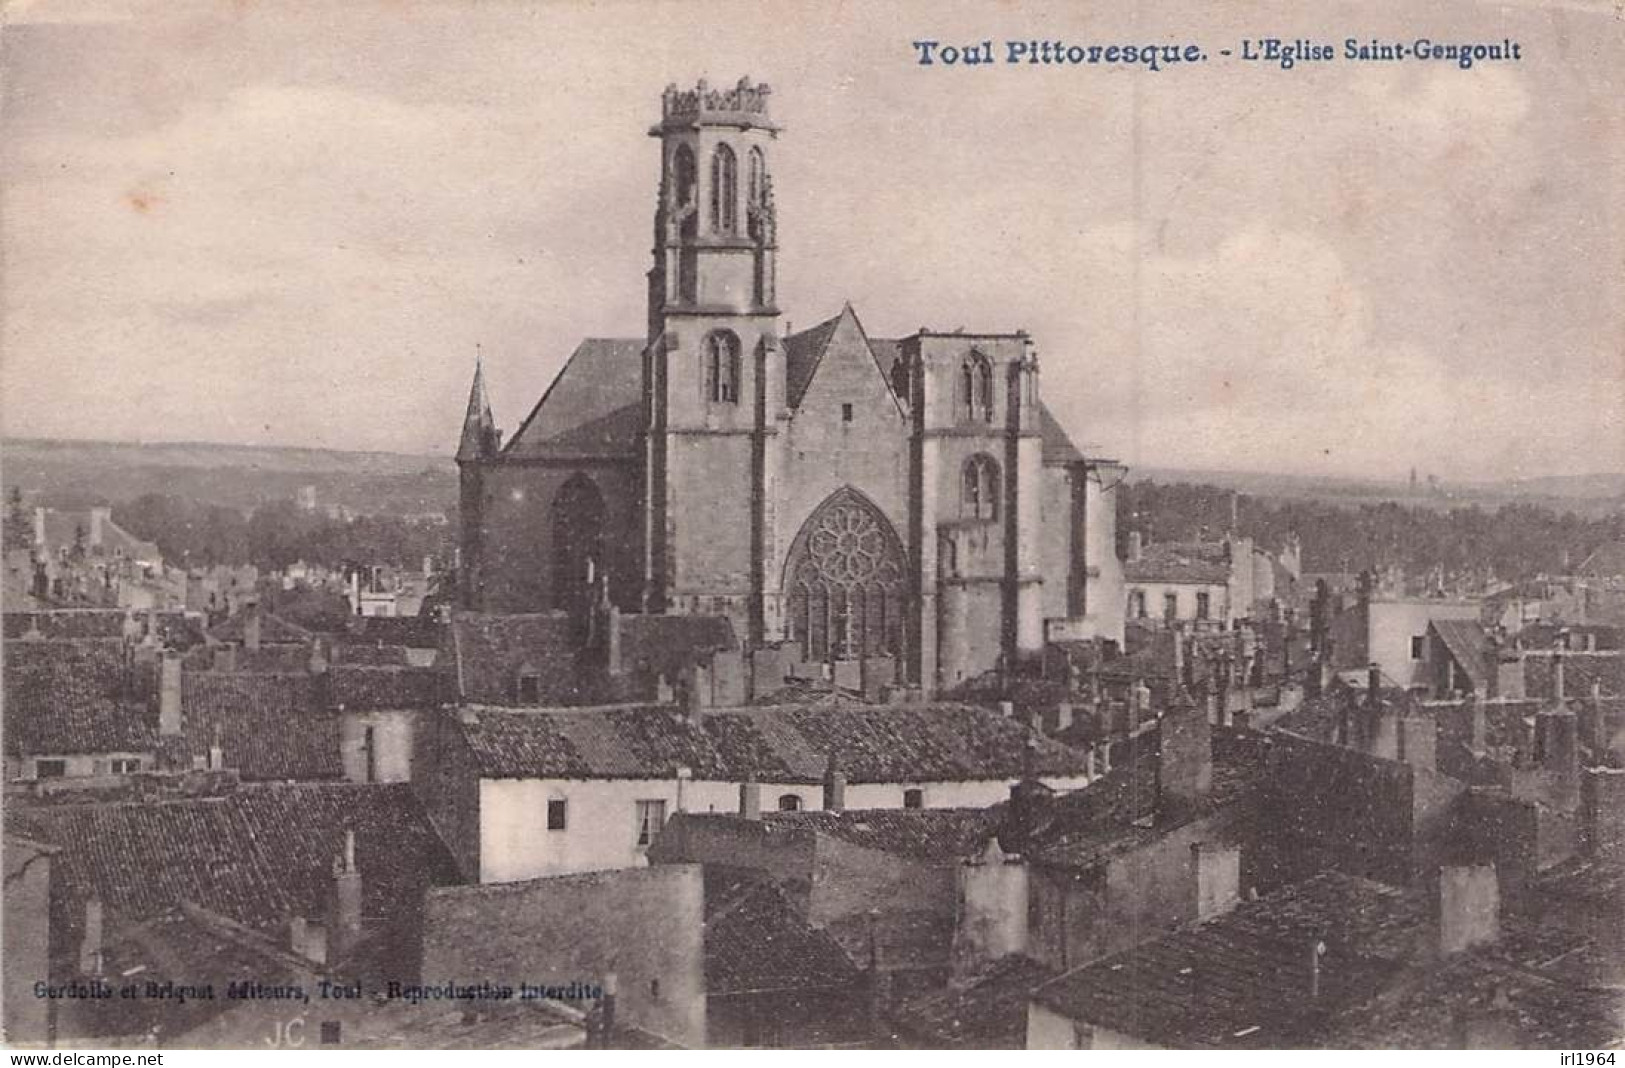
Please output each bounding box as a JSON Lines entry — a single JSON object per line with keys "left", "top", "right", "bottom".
{"left": 8, "top": 782, "right": 461, "bottom": 931}
{"left": 1037, "top": 403, "right": 1086, "bottom": 466}
{"left": 4, "top": 638, "right": 155, "bottom": 757}
{"left": 346, "top": 614, "right": 446, "bottom": 649}
{"left": 781, "top": 305, "right": 905, "bottom": 415}
{"left": 703, "top": 870, "right": 859, "bottom": 997}
{"left": 181, "top": 672, "right": 342, "bottom": 780}
{"left": 1031, "top": 871, "right": 1428, "bottom": 1048}
{"left": 1125, "top": 542, "right": 1232, "bottom": 585}
{"left": 1428, "top": 618, "right": 1492, "bottom": 692}
{"left": 502, "top": 338, "right": 645, "bottom": 459}
{"left": 448, "top": 701, "right": 1092, "bottom": 784}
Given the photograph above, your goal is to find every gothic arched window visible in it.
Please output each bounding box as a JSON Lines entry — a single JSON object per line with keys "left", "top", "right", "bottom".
{"left": 783, "top": 488, "right": 906, "bottom": 663}
{"left": 961, "top": 353, "right": 993, "bottom": 422}
{"left": 962, "top": 454, "right": 1000, "bottom": 520}
{"left": 550, "top": 473, "right": 605, "bottom": 629}
{"left": 673, "top": 145, "right": 697, "bottom": 208}
{"left": 747, "top": 147, "right": 766, "bottom": 207}
{"left": 703, "top": 330, "right": 741, "bottom": 404}
{"left": 710, "top": 143, "right": 738, "bottom": 234}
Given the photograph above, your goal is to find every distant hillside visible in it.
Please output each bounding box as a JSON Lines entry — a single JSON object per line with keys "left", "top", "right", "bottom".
{"left": 2, "top": 438, "right": 456, "bottom": 517}
{"left": 1136, "top": 466, "right": 1625, "bottom": 518}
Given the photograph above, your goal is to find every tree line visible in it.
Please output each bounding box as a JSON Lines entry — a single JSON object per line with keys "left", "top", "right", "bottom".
{"left": 1119, "top": 481, "right": 1625, "bottom": 582}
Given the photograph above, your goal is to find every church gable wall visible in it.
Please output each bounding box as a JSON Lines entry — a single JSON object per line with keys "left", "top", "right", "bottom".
{"left": 776, "top": 314, "right": 909, "bottom": 589}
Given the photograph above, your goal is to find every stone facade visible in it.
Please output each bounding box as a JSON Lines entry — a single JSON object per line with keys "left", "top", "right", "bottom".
{"left": 456, "top": 79, "right": 1121, "bottom": 693}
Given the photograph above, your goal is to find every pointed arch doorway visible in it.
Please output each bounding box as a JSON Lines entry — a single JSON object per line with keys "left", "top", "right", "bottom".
{"left": 782, "top": 487, "right": 906, "bottom": 665}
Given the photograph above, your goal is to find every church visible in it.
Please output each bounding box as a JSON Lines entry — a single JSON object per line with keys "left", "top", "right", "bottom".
{"left": 456, "top": 78, "right": 1125, "bottom": 695}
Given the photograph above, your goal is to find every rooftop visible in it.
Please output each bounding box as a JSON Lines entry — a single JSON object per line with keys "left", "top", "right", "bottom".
{"left": 4, "top": 638, "right": 154, "bottom": 758}
{"left": 181, "top": 672, "right": 342, "bottom": 780}
{"left": 703, "top": 869, "right": 859, "bottom": 997}
{"left": 449, "top": 701, "right": 1090, "bottom": 784}
{"left": 1124, "top": 542, "right": 1232, "bottom": 585}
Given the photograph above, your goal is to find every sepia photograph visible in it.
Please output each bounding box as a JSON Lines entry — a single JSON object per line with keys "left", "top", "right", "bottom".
{"left": 1, "top": 0, "right": 1621, "bottom": 1053}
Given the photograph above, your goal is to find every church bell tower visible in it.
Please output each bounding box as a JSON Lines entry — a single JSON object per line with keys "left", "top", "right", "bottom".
{"left": 643, "top": 78, "right": 783, "bottom": 641}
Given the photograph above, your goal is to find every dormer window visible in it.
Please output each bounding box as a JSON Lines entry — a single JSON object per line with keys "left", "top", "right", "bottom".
{"left": 704, "top": 330, "right": 741, "bottom": 404}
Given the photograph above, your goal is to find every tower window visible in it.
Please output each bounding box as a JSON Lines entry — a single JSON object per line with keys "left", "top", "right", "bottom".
{"left": 748, "top": 147, "right": 767, "bottom": 207}
{"left": 703, "top": 331, "right": 742, "bottom": 404}
{"left": 710, "top": 144, "right": 738, "bottom": 233}
{"left": 961, "top": 353, "right": 994, "bottom": 422}
{"left": 962, "top": 454, "right": 1000, "bottom": 521}
{"left": 841, "top": 403, "right": 853, "bottom": 423}
{"left": 673, "top": 145, "right": 697, "bottom": 208}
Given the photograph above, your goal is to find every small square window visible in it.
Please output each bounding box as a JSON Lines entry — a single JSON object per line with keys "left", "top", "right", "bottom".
{"left": 841, "top": 403, "right": 853, "bottom": 423}
{"left": 1410, "top": 636, "right": 1426, "bottom": 661}
{"left": 903, "top": 788, "right": 924, "bottom": 810}
{"left": 320, "top": 1021, "right": 341, "bottom": 1045}
{"left": 547, "top": 798, "right": 568, "bottom": 831}
{"left": 35, "top": 759, "right": 66, "bottom": 779}
{"left": 518, "top": 673, "right": 541, "bottom": 704}
{"left": 1163, "top": 593, "right": 1179, "bottom": 621}
{"left": 777, "top": 794, "right": 802, "bottom": 811}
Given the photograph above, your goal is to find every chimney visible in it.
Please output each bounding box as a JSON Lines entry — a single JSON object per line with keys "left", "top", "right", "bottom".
{"left": 1158, "top": 689, "right": 1212, "bottom": 811}
{"left": 32, "top": 506, "right": 45, "bottom": 547}
{"left": 1190, "top": 842, "right": 1240, "bottom": 920}
{"left": 159, "top": 654, "right": 182, "bottom": 737}
{"left": 1439, "top": 865, "right": 1499, "bottom": 955}
{"left": 998, "top": 699, "right": 1014, "bottom": 718}
{"left": 308, "top": 637, "right": 328, "bottom": 675}
{"left": 244, "top": 608, "right": 262, "bottom": 652}
{"left": 1581, "top": 767, "right": 1625, "bottom": 858}
{"left": 1551, "top": 652, "right": 1566, "bottom": 704}
{"left": 1127, "top": 530, "right": 1143, "bottom": 564}
{"left": 738, "top": 773, "right": 761, "bottom": 820}
{"left": 600, "top": 971, "right": 619, "bottom": 1047}
{"left": 212, "top": 643, "right": 237, "bottom": 673}
{"left": 1367, "top": 662, "right": 1382, "bottom": 708}
{"left": 1397, "top": 712, "right": 1436, "bottom": 771}
{"left": 606, "top": 604, "right": 623, "bottom": 676}
{"left": 823, "top": 752, "right": 846, "bottom": 812}
{"left": 79, "top": 898, "right": 104, "bottom": 976}
{"left": 1055, "top": 701, "right": 1073, "bottom": 734}
{"left": 1536, "top": 709, "right": 1578, "bottom": 775}
{"left": 1497, "top": 653, "right": 1526, "bottom": 700}
{"left": 1468, "top": 693, "right": 1486, "bottom": 757}
{"left": 330, "top": 830, "right": 363, "bottom": 963}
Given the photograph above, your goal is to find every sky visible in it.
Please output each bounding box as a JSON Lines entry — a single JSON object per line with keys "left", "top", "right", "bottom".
{"left": 2, "top": 0, "right": 1622, "bottom": 481}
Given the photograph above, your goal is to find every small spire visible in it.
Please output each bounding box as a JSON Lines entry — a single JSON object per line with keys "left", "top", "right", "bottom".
{"left": 457, "top": 348, "right": 497, "bottom": 462}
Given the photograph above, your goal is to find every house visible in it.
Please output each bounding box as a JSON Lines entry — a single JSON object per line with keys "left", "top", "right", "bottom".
{"left": 3, "top": 638, "right": 156, "bottom": 782}
{"left": 7, "top": 782, "right": 463, "bottom": 1046}
{"left": 1026, "top": 864, "right": 1620, "bottom": 1049}
{"left": 1325, "top": 572, "right": 1481, "bottom": 689}
{"left": 413, "top": 700, "right": 1094, "bottom": 883}
{"left": 418, "top": 861, "right": 869, "bottom": 1049}
{"left": 328, "top": 664, "right": 445, "bottom": 784}
{"left": 180, "top": 672, "right": 342, "bottom": 781}
{"left": 1122, "top": 533, "right": 1234, "bottom": 629}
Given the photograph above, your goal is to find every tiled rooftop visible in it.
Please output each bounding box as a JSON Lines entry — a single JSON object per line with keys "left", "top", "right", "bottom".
{"left": 892, "top": 954, "right": 1057, "bottom": 1048}
{"left": 3, "top": 638, "right": 155, "bottom": 757}
{"left": 450, "top": 702, "right": 1091, "bottom": 784}
{"left": 8, "top": 782, "right": 461, "bottom": 931}
{"left": 703, "top": 869, "right": 859, "bottom": 996}
{"left": 182, "top": 672, "right": 342, "bottom": 780}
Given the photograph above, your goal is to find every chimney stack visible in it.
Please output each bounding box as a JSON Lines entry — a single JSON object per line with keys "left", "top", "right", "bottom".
{"left": 1127, "top": 530, "right": 1143, "bottom": 564}
{"left": 159, "top": 653, "right": 182, "bottom": 737}
{"left": 1158, "top": 688, "right": 1212, "bottom": 811}
{"left": 1190, "top": 842, "right": 1241, "bottom": 920}
{"left": 738, "top": 773, "right": 761, "bottom": 820}
{"left": 1552, "top": 652, "right": 1566, "bottom": 704}
{"left": 331, "top": 830, "right": 363, "bottom": 963}
{"left": 1536, "top": 708, "right": 1578, "bottom": 775}
{"left": 244, "top": 608, "right": 262, "bottom": 652}
{"left": 89, "top": 506, "right": 109, "bottom": 549}
{"left": 1055, "top": 701, "right": 1073, "bottom": 734}
{"left": 1468, "top": 692, "right": 1486, "bottom": 757}
{"left": 823, "top": 752, "right": 846, "bottom": 812}
{"left": 79, "top": 898, "right": 104, "bottom": 976}
{"left": 1367, "top": 662, "right": 1382, "bottom": 708}
{"left": 1439, "top": 865, "right": 1500, "bottom": 955}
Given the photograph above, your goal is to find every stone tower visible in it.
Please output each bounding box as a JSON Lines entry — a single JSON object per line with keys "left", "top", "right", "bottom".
{"left": 643, "top": 78, "right": 783, "bottom": 640}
